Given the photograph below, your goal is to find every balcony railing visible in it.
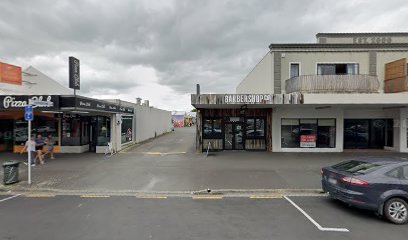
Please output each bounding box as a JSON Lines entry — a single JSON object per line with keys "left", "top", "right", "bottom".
{"left": 285, "top": 74, "right": 380, "bottom": 94}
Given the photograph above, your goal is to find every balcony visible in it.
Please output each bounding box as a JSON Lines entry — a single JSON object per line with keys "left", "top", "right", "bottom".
{"left": 285, "top": 75, "right": 380, "bottom": 94}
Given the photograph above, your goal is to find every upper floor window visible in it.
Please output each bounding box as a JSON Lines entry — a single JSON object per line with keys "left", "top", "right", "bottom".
{"left": 317, "top": 63, "right": 359, "bottom": 75}
{"left": 290, "top": 63, "right": 300, "bottom": 78}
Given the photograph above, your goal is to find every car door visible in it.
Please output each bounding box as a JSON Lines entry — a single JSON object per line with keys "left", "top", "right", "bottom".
{"left": 400, "top": 164, "right": 408, "bottom": 193}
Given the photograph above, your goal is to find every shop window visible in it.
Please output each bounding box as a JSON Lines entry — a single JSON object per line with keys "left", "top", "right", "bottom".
{"left": 317, "top": 119, "right": 336, "bottom": 148}
{"left": 246, "top": 118, "right": 265, "bottom": 138}
{"left": 281, "top": 119, "right": 300, "bottom": 148}
{"left": 96, "top": 116, "right": 111, "bottom": 146}
{"left": 121, "top": 115, "right": 133, "bottom": 144}
{"left": 203, "top": 118, "right": 222, "bottom": 139}
{"left": 281, "top": 118, "right": 336, "bottom": 148}
{"left": 62, "top": 117, "right": 81, "bottom": 146}
{"left": 15, "top": 116, "right": 59, "bottom": 146}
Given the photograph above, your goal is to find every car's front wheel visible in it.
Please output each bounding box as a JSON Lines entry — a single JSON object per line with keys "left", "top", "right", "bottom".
{"left": 384, "top": 198, "right": 408, "bottom": 224}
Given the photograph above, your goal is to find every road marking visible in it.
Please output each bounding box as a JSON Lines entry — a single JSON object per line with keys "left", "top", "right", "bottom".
{"left": 249, "top": 196, "right": 282, "bottom": 199}
{"left": 142, "top": 152, "right": 187, "bottom": 155}
{"left": 284, "top": 196, "right": 349, "bottom": 233}
{"left": 192, "top": 196, "right": 223, "bottom": 200}
{"left": 136, "top": 196, "right": 168, "bottom": 199}
{"left": 24, "top": 194, "right": 56, "bottom": 198}
{"left": 0, "top": 194, "right": 22, "bottom": 202}
{"left": 80, "top": 195, "right": 111, "bottom": 198}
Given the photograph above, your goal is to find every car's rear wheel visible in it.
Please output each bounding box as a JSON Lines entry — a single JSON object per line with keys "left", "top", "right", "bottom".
{"left": 384, "top": 198, "right": 408, "bottom": 224}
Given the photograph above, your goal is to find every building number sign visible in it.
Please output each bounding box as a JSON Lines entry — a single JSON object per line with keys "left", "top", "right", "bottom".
{"left": 353, "top": 37, "right": 392, "bottom": 44}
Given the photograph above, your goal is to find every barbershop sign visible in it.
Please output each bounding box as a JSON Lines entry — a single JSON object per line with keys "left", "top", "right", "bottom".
{"left": 224, "top": 94, "right": 271, "bottom": 104}
{"left": 0, "top": 95, "right": 59, "bottom": 110}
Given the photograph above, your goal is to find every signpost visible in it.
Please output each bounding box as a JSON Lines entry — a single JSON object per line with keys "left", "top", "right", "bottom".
{"left": 24, "top": 105, "right": 33, "bottom": 185}
{"left": 24, "top": 100, "right": 52, "bottom": 185}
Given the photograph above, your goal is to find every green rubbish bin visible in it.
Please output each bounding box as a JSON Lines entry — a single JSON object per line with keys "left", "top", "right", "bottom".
{"left": 3, "top": 161, "right": 20, "bottom": 185}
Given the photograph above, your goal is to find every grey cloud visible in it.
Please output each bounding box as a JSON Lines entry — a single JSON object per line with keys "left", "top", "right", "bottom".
{"left": 1, "top": 0, "right": 408, "bottom": 107}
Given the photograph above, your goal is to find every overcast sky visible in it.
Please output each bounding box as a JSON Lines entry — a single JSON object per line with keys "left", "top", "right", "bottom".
{"left": 1, "top": 0, "right": 407, "bottom": 111}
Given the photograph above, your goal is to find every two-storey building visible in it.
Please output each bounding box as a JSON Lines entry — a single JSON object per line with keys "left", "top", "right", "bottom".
{"left": 192, "top": 33, "right": 408, "bottom": 153}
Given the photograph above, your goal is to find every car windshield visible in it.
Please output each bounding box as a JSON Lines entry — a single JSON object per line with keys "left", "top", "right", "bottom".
{"left": 332, "top": 160, "right": 382, "bottom": 175}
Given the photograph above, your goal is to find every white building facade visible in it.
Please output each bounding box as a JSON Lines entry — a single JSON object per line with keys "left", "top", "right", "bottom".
{"left": 192, "top": 33, "right": 408, "bottom": 153}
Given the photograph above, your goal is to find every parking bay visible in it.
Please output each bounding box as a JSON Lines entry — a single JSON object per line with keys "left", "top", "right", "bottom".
{"left": 0, "top": 194, "right": 407, "bottom": 240}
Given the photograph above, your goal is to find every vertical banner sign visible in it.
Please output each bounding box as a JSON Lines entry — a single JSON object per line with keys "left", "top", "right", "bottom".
{"left": 69, "top": 57, "right": 80, "bottom": 90}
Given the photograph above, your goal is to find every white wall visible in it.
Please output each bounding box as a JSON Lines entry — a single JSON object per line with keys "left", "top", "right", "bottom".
{"left": 134, "top": 105, "right": 172, "bottom": 143}
{"left": 236, "top": 52, "right": 273, "bottom": 94}
{"left": 272, "top": 107, "right": 344, "bottom": 152}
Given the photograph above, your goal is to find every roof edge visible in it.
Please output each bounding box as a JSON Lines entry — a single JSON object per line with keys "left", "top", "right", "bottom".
{"left": 316, "top": 32, "right": 408, "bottom": 38}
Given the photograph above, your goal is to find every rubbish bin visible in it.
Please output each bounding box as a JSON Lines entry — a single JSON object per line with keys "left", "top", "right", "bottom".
{"left": 3, "top": 161, "right": 20, "bottom": 185}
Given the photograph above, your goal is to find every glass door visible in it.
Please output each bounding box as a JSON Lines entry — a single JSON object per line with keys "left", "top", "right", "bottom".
{"left": 224, "top": 123, "right": 244, "bottom": 150}
{"left": 224, "top": 123, "right": 233, "bottom": 150}
{"left": 234, "top": 124, "right": 244, "bottom": 150}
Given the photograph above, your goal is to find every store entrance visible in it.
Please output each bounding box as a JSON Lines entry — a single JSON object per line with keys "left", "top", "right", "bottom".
{"left": 0, "top": 120, "right": 14, "bottom": 152}
{"left": 89, "top": 117, "right": 97, "bottom": 152}
{"left": 224, "top": 123, "right": 244, "bottom": 150}
{"left": 344, "top": 119, "right": 393, "bottom": 149}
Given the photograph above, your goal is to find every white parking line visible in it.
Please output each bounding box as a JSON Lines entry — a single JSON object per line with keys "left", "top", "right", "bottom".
{"left": 284, "top": 196, "right": 349, "bottom": 233}
{"left": 0, "top": 194, "right": 22, "bottom": 203}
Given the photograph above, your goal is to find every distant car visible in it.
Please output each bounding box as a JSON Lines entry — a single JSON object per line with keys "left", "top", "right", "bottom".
{"left": 321, "top": 158, "right": 408, "bottom": 224}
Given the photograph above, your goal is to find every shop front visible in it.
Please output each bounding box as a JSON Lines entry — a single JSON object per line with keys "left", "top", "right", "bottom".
{"left": 201, "top": 109, "right": 271, "bottom": 151}
{"left": 192, "top": 93, "right": 302, "bottom": 152}
{"left": 192, "top": 93, "right": 408, "bottom": 153}
{"left": 0, "top": 94, "right": 134, "bottom": 153}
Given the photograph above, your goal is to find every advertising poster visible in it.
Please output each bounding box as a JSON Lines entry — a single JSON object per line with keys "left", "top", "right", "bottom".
{"left": 300, "top": 134, "right": 317, "bottom": 148}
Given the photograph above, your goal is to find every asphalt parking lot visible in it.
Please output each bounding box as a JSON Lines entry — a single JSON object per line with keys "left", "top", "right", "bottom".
{"left": 0, "top": 194, "right": 407, "bottom": 240}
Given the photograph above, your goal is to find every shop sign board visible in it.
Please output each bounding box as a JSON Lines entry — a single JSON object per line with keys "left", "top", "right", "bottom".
{"left": 224, "top": 94, "right": 271, "bottom": 104}
{"left": 0, "top": 95, "right": 59, "bottom": 110}
{"left": 300, "top": 135, "right": 317, "bottom": 148}
{"left": 60, "top": 96, "right": 134, "bottom": 114}
{"left": 69, "top": 56, "right": 80, "bottom": 90}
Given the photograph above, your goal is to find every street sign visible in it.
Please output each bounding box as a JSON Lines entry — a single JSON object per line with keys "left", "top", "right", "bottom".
{"left": 24, "top": 104, "right": 33, "bottom": 184}
{"left": 24, "top": 105, "right": 33, "bottom": 121}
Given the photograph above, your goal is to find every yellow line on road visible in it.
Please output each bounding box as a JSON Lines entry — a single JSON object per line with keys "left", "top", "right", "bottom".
{"left": 249, "top": 196, "right": 283, "bottom": 199}
{"left": 192, "top": 196, "right": 223, "bottom": 200}
{"left": 136, "top": 196, "right": 168, "bottom": 199}
{"left": 142, "top": 152, "right": 187, "bottom": 155}
{"left": 80, "top": 195, "right": 111, "bottom": 198}
{"left": 24, "top": 194, "right": 56, "bottom": 198}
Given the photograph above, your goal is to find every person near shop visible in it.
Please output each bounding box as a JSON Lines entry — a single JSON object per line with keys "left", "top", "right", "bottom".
{"left": 44, "top": 135, "right": 55, "bottom": 160}
{"left": 20, "top": 135, "right": 36, "bottom": 166}
{"left": 35, "top": 134, "right": 45, "bottom": 165}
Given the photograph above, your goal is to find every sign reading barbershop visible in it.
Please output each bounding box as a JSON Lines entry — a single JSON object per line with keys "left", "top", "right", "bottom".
{"left": 224, "top": 94, "right": 271, "bottom": 104}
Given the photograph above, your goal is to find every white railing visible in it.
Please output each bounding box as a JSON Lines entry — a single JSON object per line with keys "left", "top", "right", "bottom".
{"left": 285, "top": 75, "right": 380, "bottom": 93}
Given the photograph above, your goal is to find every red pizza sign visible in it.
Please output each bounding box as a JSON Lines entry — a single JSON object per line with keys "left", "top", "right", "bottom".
{"left": 300, "top": 135, "right": 316, "bottom": 148}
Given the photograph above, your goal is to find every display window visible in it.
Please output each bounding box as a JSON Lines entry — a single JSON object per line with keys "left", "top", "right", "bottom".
{"left": 15, "top": 115, "right": 59, "bottom": 146}
{"left": 281, "top": 118, "right": 336, "bottom": 148}
{"left": 203, "top": 118, "right": 223, "bottom": 139}
{"left": 121, "top": 115, "right": 133, "bottom": 144}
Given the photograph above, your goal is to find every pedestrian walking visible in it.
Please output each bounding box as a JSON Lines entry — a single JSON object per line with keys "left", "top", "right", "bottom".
{"left": 44, "top": 134, "right": 55, "bottom": 160}
{"left": 20, "top": 135, "right": 36, "bottom": 166}
{"left": 35, "top": 134, "right": 45, "bottom": 165}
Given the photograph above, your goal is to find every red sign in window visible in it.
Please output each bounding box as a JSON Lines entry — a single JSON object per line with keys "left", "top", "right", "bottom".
{"left": 300, "top": 134, "right": 316, "bottom": 148}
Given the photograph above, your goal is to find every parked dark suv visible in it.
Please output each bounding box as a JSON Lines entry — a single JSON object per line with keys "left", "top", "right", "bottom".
{"left": 321, "top": 158, "right": 408, "bottom": 224}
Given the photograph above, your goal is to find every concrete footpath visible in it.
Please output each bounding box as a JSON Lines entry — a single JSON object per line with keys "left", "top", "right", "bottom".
{"left": 1, "top": 127, "right": 407, "bottom": 194}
